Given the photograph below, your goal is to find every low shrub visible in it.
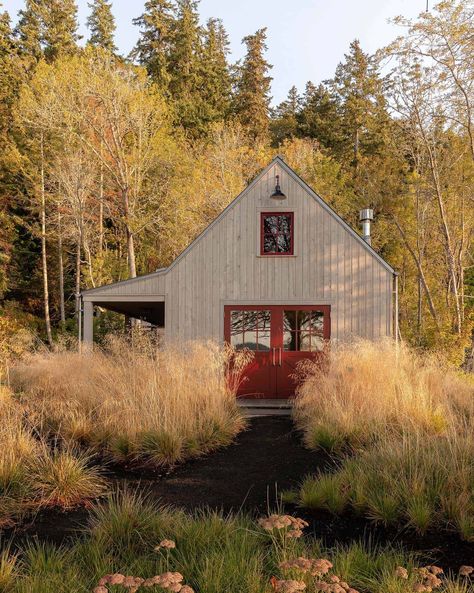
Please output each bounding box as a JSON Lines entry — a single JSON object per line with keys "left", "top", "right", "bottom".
{"left": 1, "top": 494, "right": 472, "bottom": 593}
{"left": 11, "top": 337, "right": 248, "bottom": 468}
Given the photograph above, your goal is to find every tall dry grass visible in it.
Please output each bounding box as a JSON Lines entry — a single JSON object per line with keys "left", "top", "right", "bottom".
{"left": 293, "top": 340, "right": 474, "bottom": 540}
{"left": 293, "top": 339, "right": 474, "bottom": 451}
{"left": 11, "top": 336, "right": 248, "bottom": 467}
{"left": 0, "top": 385, "right": 104, "bottom": 527}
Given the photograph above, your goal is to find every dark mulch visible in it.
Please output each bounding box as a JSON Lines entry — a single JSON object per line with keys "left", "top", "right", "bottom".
{"left": 2, "top": 417, "right": 474, "bottom": 570}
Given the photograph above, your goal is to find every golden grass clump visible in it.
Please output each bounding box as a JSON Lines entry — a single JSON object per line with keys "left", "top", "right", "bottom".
{"left": 293, "top": 339, "right": 474, "bottom": 451}
{"left": 0, "top": 387, "right": 104, "bottom": 527}
{"left": 11, "top": 336, "right": 248, "bottom": 468}
{"left": 293, "top": 339, "right": 474, "bottom": 540}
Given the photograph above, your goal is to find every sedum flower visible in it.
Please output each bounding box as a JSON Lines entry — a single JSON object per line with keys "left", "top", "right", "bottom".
{"left": 395, "top": 567, "right": 409, "bottom": 579}
{"left": 93, "top": 587, "right": 108, "bottom": 593}
{"left": 459, "top": 566, "right": 474, "bottom": 576}
{"left": 273, "top": 579, "right": 307, "bottom": 593}
{"left": 156, "top": 539, "right": 176, "bottom": 551}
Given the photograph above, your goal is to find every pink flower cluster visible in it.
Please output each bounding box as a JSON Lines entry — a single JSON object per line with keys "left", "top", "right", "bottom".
{"left": 280, "top": 557, "right": 333, "bottom": 577}
{"left": 155, "top": 539, "right": 177, "bottom": 551}
{"left": 276, "top": 556, "right": 359, "bottom": 593}
{"left": 271, "top": 578, "right": 307, "bottom": 593}
{"left": 93, "top": 572, "right": 194, "bottom": 593}
{"left": 258, "top": 514, "right": 309, "bottom": 538}
{"left": 394, "top": 565, "right": 444, "bottom": 592}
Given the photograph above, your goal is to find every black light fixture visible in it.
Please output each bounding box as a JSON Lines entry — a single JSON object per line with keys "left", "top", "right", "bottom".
{"left": 270, "top": 174, "right": 286, "bottom": 199}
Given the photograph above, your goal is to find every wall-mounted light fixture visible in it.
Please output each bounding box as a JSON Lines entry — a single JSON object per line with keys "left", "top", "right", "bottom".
{"left": 270, "top": 174, "right": 286, "bottom": 199}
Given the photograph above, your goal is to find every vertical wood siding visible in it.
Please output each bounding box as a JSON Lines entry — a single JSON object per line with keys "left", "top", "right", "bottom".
{"left": 87, "top": 162, "right": 393, "bottom": 342}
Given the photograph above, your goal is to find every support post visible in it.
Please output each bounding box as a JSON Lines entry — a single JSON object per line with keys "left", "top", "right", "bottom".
{"left": 393, "top": 273, "right": 399, "bottom": 343}
{"left": 83, "top": 300, "right": 94, "bottom": 350}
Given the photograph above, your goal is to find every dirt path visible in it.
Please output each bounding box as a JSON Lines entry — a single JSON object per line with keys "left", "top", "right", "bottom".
{"left": 4, "top": 416, "right": 474, "bottom": 570}
{"left": 118, "top": 416, "right": 330, "bottom": 513}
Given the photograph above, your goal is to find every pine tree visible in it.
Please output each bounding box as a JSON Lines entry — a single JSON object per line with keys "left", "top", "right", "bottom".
{"left": 198, "top": 18, "right": 232, "bottom": 124}
{"left": 330, "top": 39, "right": 388, "bottom": 167}
{"left": 132, "top": 0, "right": 177, "bottom": 88}
{"left": 298, "top": 81, "right": 342, "bottom": 150}
{"left": 87, "top": 0, "right": 116, "bottom": 53}
{"left": 0, "top": 6, "right": 20, "bottom": 298}
{"left": 271, "top": 85, "right": 301, "bottom": 145}
{"left": 38, "top": 0, "right": 81, "bottom": 61}
{"left": 14, "top": 0, "right": 42, "bottom": 64}
{"left": 234, "top": 28, "right": 272, "bottom": 141}
{"left": 167, "top": 0, "right": 202, "bottom": 130}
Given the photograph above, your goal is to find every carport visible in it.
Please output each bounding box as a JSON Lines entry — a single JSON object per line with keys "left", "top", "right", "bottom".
{"left": 81, "top": 293, "right": 165, "bottom": 344}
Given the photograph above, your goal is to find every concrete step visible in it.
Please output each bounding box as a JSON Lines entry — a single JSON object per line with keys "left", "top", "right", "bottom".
{"left": 241, "top": 407, "right": 292, "bottom": 418}
{"left": 237, "top": 398, "right": 294, "bottom": 416}
{"left": 237, "top": 398, "right": 293, "bottom": 409}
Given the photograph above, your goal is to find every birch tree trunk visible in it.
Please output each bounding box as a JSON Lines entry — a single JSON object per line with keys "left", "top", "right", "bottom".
{"left": 75, "top": 240, "right": 81, "bottom": 319}
{"left": 122, "top": 187, "right": 137, "bottom": 278}
{"left": 58, "top": 209, "right": 65, "bottom": 327}
{"left": 40, "top": 133, "right": 53, "bottom": 345}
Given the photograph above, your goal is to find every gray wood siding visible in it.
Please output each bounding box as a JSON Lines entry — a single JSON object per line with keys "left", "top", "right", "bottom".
{"left": 84, "top": 159, "right": 394, "bottom": 342}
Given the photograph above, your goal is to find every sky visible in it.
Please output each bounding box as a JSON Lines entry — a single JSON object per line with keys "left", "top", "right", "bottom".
{"left": 4, "top": 0, "right": 427, "bottom": 105}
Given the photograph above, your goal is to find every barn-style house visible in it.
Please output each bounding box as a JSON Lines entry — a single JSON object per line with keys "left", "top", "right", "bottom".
{"left": 81, "top": 157, "right": 397, "bottom": 398}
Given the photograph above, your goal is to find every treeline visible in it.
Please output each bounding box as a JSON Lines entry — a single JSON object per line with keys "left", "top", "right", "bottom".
{"left": 0, "top": 0, "right": 473, "bottom": 363}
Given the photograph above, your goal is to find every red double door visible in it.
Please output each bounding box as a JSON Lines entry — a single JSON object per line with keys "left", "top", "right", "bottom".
{"left": 224, "top": 305, "right": 331, "bottom": 399}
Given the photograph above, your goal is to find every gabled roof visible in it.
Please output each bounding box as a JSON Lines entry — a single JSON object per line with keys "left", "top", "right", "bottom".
{"left": 83, "top": 156, "right": 394, "bottom": 296}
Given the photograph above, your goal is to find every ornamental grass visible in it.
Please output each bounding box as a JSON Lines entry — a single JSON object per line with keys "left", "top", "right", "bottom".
{"left": 11, "top": 336, "right": 248, "bottom": 468}
{"left": 293, "top": 339, "right": 474, "bottom": 452}
{"left": 0, "top": 385, "right": 105, "bottom": 527}
{"left": 293, "top": 339, "right": 474, "bottom": 540}
{"left": 1, "top": 492, "right": 472, "bottom": 593}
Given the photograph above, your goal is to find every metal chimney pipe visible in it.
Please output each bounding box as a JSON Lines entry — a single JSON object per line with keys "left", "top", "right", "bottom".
{"left": 359, "top": 208, "right": 374, "bottom": 245}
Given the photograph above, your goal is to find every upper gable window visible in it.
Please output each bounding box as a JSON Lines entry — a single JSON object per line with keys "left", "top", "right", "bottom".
{"left": 261, "top": 212, "right": 294, "bottom": 255}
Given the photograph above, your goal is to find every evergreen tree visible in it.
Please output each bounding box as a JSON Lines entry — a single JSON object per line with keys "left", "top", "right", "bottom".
{"left": 271, "top": 85, "right": 301, "bottom": 145}
{"left": 234, "top": 28, "right": 272, "bottom": 141}
{"left": 132, "top": 0, "right": 177, "bottom": 88}
{"left": 167, "top": 0, "right": 202, "bottom": 131}
{"left": 14, "top": 0, "right": 42, "bottom": 64}
{"left": 0, "top": 5, "right": 22, "bottom": 300}
{"left": 330, "top": 39, "right": 388, "bottom": 167}
{"left": 38, "top": 0, "right": 81, "bottom": 61}
{"left": 198, "top": 18, "right": 232, "bottom": 125}
{"left": 87, "top": 0, "right": 116, "bottom": 53}
{"left": 298, "top": 81, "right": 342, "bottom": 150}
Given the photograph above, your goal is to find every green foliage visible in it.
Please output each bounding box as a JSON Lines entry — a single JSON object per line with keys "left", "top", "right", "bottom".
{"left": 0, "top": 493, "right": 465, "bottom": 593}
{"left": 0, "top": 0, "right": 471, "bottom": 361}
{"left": 86, "top": 0, "right": 116, "bottom": 53}
{"left": 234, "top": 28, "right": 272, "bottom": 141}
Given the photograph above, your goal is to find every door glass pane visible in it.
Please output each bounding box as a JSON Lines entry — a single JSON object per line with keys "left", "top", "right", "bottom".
{"left": 283, "top": 330, "right": 297, "bottom": 351}
{"left": 230, "top": 311, "right": 245, "bottom": 349}
{"left": 310, "top": 311, "right": 324, "bottom": 333}
{"left": 299, "top": 311, "right": 311, "bottom": 331}
{"left": 283, "top": 309, "right": 325, "bottom": 351}
{"left": 299, "top": 332, "right": 312, "bottom": 351}
{"left": 283, "top": 310, "right": 297, "bottom": 332}
{"left": 230, "top": 309, "right": 271, "bottom": 351}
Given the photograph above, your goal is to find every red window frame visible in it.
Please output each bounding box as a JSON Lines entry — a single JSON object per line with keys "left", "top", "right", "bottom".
{"left": 260, "top": 212, "right": 294, "bottom": 256}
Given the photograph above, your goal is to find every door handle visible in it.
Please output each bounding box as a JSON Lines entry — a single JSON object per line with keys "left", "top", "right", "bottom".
{"left": 272, "top": 347, "right": 276, "bottom": 366}
{"left": 279, "top": 347, "right": 282, "bottom": 366}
